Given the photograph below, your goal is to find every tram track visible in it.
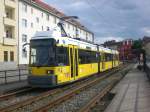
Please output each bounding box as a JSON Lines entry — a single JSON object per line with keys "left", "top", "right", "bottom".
{"left": 35, "top": 68, "right": 126, "bottom": 112}
{"left": 0, "top": 87, "right": 33, "bottom": 101}
{"left": 0, "top": 86, "right": 52, "bottom": 109}
{"left": 78, "top": 75, "right": 122, "bottom": 112}
{"left": 0, "top": 64, "right": 129, "bottom": 112}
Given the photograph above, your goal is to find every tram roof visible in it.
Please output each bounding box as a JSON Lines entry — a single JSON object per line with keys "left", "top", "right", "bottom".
{"left": 32, "top": 31, "right": 118, "bottom": 53}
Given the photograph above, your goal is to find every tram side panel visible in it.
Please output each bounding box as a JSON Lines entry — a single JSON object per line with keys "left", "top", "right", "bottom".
{"left": 99, "top": 52, "right": 105, "bottom": 72}
{"left": 104, "top": 53, "right": 113, "bottom": 71}
{"left": 77, "top": 49, "right": 98, "bottom": 79}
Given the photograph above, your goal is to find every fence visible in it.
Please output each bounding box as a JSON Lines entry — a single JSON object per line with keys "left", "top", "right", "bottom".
{"left": 0, "top": 69, "right": 29, "bottom": 85}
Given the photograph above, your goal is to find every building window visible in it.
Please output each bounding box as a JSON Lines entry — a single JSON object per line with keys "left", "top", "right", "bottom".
{"left": 5, "top": 26, "right": 13, "bottom": 38}
{"left": 10, "top": 51, "right": 14, "bottom": 61}
{"left": 22, "top": 19, "right": 27, "bottom": 28}
{"left": 22, "top": 49, "right": 27, "bottom": 58}
{"left": 47, "top": 26, "right": 50, "bottom": 31}
{"left": 54, "top": 17, "right": 56, "bottom": 24}
{"left": 22, "top": 3, "right": 27, "bottom": 12}
{"left": 5, "top": 8, "right": 14, "bottom": 19}
{"left": 36, "top": 17, "right": 39, "bottom": 23}
{"left": 31, "top": 8, "right": 33, "bottom": 14}
{"left": 31, "top": 22, "right": 33, "bottom": 28}
{"left": 4, "top": 51, "right": 8, "bottom": 62}
{"left": 22, "top": 34, "right": 27, "bottom": 42}
{"left": 41, "top": 12, "right": 43, "bottom": 18}
{"left": 46, "top": 14, "right": 49, "bottom": 21}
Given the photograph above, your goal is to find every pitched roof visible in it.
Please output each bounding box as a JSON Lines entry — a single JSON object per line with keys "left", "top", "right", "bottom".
{"left": 30, "top": 0, "right": 92, "bottom": 33}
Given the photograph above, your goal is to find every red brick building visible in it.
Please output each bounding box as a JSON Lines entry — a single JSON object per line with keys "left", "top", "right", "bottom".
{"left": 103, "top": 39, "right": 134, "bottom": 61}
{"left": 118, "top": 39, "right": 134, "bottom": 60}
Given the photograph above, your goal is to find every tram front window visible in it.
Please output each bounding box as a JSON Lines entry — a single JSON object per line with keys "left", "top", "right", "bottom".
{"left": 30, "top": 39, "right": 56, "bottom": 67}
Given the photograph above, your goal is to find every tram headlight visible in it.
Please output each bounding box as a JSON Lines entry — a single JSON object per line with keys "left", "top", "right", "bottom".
{"left": 47, "top": 70, "right": 54, "bottom": 74}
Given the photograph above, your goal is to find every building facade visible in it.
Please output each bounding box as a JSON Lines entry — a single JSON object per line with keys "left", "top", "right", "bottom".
{"left": 19, "top": 0, "right": 94, "bottom": 65}
{"left": 103, "top": 39, "right": 134, "bottom": 61}
{"left": 0, "top": 0, "right": 18, "bottom": 70}
{"left": 103, "top": 40, "right": 121, "bottom": 50}
{"left": 118, "top": 39, "right": 133, "bottom": 60}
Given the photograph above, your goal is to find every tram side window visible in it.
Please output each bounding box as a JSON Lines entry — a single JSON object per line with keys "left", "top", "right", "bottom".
{"left": 78, "top": 49, "right": 98, "bottom": 64}
{"left": 116, "top": 54, "right": 119, "bottom": 60}
{"left": 78, "top": 49, "right": 86, "bottom": 64}
{"left": 101, "top": 53, "right": 105, "bottom": 62}
{"left": 105, "top": 53, "right": 113, "bottom": 61}
{"left": 98, "top": 53, "right": 101, "bottom": 62}
{"left": 114, "top": 54, "right": 116, "bottom": 60}
{"left": 90, "top": 51, "right": 98, "bottom": 63}
{"left": 56, "top": 47, "right": 69, "bottom": 66}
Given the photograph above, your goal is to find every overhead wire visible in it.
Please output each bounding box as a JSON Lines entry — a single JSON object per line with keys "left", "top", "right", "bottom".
{"left": 84, "top": 0, "right": 137, "bottom": 38}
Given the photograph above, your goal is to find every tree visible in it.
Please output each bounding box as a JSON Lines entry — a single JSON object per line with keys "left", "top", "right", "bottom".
{"left": 132, "top": 39, "right": 142, "bottom": 50}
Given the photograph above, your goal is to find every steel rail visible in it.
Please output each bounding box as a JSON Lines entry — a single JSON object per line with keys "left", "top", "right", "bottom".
{"left": 0, "top": 65, "right": 124, "bottom": 112}
{"left": 33, "top": 69, "right": 121, "bottom": 112}
{"left": 78, "top": 77, "right": 121, "bottom": 112}
{"left": 78, "top": 83, "right": 114, "bottom": 112}
{"left": 78, "top": 69, "right": 129, "bottom": 112}
{"left": 0, "top": 88, "right": 62, "bottom": 112}
{"left": 0, "top": 87, "right": 33, "bottom": 101}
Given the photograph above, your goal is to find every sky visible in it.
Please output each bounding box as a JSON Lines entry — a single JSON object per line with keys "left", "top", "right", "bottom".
{"left": 44, "top": 0, "right": 150, "bottom": 43}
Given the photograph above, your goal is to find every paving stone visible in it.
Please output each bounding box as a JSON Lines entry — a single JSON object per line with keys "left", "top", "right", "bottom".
{"left": 104, "top": 65, "right": 150, "bottom": 112}
{"left": 0, "top": 80, "right": 28, "bottom": 94}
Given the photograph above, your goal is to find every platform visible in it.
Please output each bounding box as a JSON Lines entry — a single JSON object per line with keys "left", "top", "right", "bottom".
{"left": 105, "top": 65, "right": 150, "bottom": 112}
{"left": 0, "top": 80, "right": 29, "bottom": 94}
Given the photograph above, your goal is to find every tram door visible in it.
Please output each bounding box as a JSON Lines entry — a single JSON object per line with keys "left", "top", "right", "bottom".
{"left": 102, "top": 52, "right": 105, "bottom": 70}
{"left": 112, "top": 54, "right": 114, "bottom": 68}
{"left": 113, "top": 54, "right": 116, "bottom": 67}
{"left": 69, "top": 45, "right": 78, "bottom": 80}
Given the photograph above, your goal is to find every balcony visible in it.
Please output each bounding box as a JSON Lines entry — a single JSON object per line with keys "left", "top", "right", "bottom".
{"left": 3, "top": 25, "right": 16, "bottom": 46}
{"left": 4, "top": 18, "right": 16, "bottom": 26}
{"left": 4, "top": 6, "right": 16, "bottom": 26}
{"left": 5, "top": 0, "right": 16, "bottom": 9}
{"left": 3, "top": 37, "right": 16, "bottom": 46}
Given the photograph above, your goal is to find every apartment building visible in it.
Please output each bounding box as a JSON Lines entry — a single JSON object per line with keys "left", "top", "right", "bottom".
{"left": 19, "top": 0, "right": 94, "bottom": 65}
{"left": 0, "top": 0, "right": 18, "bottom": 70}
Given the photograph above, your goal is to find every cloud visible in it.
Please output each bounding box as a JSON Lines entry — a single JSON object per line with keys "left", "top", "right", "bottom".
{"left": 44, "top": 0, "right": 150, "bottom": 40}
{"left": 94, "top": 36, "right": 123, "bottom": 44}
{"left": 69, "top": 1, "right": 88, "bottom": 9}
{"left": 112, "top": 0, "right": 137, "bottom": 11}
{"left": 141, "top": 27, "right": 150, "bottom": 36}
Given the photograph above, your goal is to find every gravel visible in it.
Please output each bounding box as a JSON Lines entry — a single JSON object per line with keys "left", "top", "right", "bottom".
{"left": 48, "top": 74, "right": 121, "bottom": 112}
{"left": 0, "top": 64, "right": 132, "bottom": 112}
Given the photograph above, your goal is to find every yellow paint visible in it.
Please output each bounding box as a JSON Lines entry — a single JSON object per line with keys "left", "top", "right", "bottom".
{"left": 77, "top": 63, "right": 98, "bottom": 78}
{"left": 31, "top": 66, "right": 72, "bottom": 83}
{"left": 29, "top": 44, "right": 120, "bottom": 85}
{"left": 0, "top": 0, "right": 18, "bottom": 63}
{"left": 104, "top": 61, "right": 113, "bottom": 70}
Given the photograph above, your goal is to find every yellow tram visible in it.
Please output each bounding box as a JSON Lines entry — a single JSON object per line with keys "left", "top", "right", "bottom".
{"left": 28, "top": 31, "right": 120, "bottom": 87}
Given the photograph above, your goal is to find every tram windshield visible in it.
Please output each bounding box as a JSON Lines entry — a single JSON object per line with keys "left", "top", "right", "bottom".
{"left": 30, "top": 39, "right": 56, "bottom": 67}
